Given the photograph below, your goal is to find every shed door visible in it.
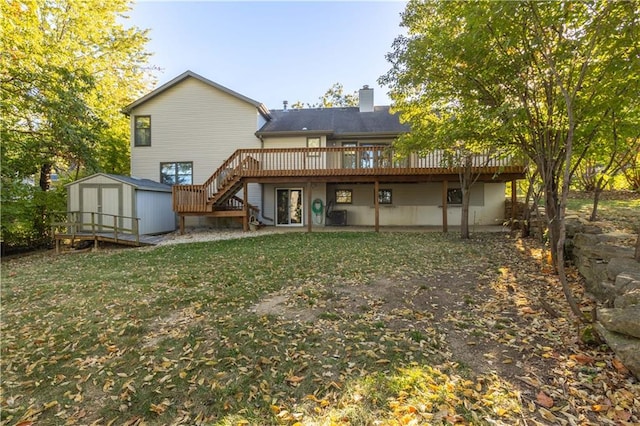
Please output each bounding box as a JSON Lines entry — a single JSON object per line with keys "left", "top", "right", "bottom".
{"left": 79, "top": 184, "right": 123, "bottom": 232}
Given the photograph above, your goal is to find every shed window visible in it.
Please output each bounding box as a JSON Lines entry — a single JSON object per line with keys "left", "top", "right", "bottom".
{"left": 335, "top": 189, "right": 352, "bottom": 204}
{"left": 161, "top": 162, "right": 193, "bottom": 185}
{"left": 378, "top": 189, "right": 392, "bottom": 205}
{"left": 134, "top": 116, "right": 151, "bottom": 146}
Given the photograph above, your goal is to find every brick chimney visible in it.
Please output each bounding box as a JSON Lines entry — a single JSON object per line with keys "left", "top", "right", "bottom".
{"left": 359, "top": 85, "right": 374, "bottom": 112}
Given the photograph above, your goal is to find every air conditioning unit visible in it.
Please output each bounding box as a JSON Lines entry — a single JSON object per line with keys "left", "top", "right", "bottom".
{"left": 328, "top": 210, "right": 347, "bottom": 226}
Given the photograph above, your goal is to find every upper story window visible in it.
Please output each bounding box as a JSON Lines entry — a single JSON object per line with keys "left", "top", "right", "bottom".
{"left": 307, "top": 137, "right": 320, "bottom": 157}
{"left": 134, "top": 116, "right": 151, "bottom": 147}
{"left": 342, "top": 142, "right": 357, "bottom": 169}
{"left": 161, "top": 162, "right": 193, "bottom": 185}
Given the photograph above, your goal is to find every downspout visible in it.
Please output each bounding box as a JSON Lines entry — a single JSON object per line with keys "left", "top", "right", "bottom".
{"left": 258, "top": 134, "right": 274, "bottom": 223}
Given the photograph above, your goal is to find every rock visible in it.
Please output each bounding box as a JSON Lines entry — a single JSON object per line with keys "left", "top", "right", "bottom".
{"left": 607, "top": 257, "right": 640, "bottom": 281}
{"left": 584, "top": 280, "right": 617, "bottom": 303}
{"left": 573, "top": 233, "right": 600, "bottom": 249}
{"left": 615, "top": 289, "right": 640, "bottom": 309}
{"left": 597, "top": 306, "right": 640, "bottom": 339}
{"left": 614, "top": 272, "right": 640, "bottom": 293}
{"left": 594, "top": 232, "right": 637, "bottom": 245}
{"left": 582, "top": 224, "right": 605, "bottom": 234}
{"left": 573, "top": 245, "right": 632, "bottom": 266}
{"left": 576, "top": 259, "right": 610, "bottom": 293}
{"left": 595, "top": 323, "right": 640, "bottom": 379}
{"left": 565, "top": 216, "right": 585, "bottom": 238}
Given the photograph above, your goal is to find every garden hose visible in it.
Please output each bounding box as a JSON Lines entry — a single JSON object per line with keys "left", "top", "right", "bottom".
{"left": 312, "top": 198, "right": 324, "bottom": 224}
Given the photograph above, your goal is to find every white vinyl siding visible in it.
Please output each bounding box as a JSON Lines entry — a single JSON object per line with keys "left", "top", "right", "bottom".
{"left": 136, "top": 190, "right": 175, "bottom": 235}
{"left": 262, "top": 135, "right": 327, "bottom": 149}
{"left": 324, "top": 182, "right": 505, "bottom": 226}
{"left": 130, "top": 77, "right": 262, "bottom": 185}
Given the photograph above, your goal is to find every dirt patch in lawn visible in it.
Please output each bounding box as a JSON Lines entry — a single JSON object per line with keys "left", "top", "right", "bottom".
{"left": 251, "top": 271, "right": 548, "bottom": 387}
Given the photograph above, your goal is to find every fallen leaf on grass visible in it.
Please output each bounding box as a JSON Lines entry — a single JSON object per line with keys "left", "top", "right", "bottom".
{"left": 536, "top": 391, "right": 554, "bottom": 408}
{"left": 149, "top": 403, "right": 166, "bottom": 414}
{"left": 612, "top": 409, "right": 632, "bottom": 422}
{"left": 285, "top": 375, "right": 305, "bottom": 385}
{"left": 611, "top": 357, "right": 629, "bottom": 374}
{"left": 538, "top": 407, "right": 557, "bottom": 422}
{"left": 592, "top": 403, "right": 611, "bottom": 412}
{"left": 570, "top": 353, "right": 594, "bottom": 365}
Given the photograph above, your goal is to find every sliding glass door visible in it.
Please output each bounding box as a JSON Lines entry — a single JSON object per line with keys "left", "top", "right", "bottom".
{"left": 276, "top": 188, "right": 303, "bottom": 226}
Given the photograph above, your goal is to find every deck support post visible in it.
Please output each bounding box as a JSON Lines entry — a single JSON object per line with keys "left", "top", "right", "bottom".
{"left": 306, "top": 181, "right": 312, "bottom": 233}
{"left": 179, "top": 215, "right": 185, "bottom": 235}
{"left": 374, "top": 180, "right": 380, "bottom": 233}
{"left": 242, "top": 181, "right": 249, "bottom": 232}
{"left": 442, "top": 180, "right": 448, "bottom": 233}
{"left": 511, "top": 180, "right": 517, "bottom": 230}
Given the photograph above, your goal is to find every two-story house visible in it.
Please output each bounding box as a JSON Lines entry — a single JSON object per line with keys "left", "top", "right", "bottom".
{"left": 123, "top": 71, "right": 525, "bottom": 233}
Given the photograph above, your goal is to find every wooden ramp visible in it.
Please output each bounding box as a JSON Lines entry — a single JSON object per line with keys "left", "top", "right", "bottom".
{"left": 51, "top": 211, "right": 166, "bottom": 253}
{"left": 53, "top": 232, "right": 164, "bottom": 252}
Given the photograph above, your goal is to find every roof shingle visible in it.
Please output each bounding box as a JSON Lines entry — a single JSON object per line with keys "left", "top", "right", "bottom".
{"left": 256, "top": 106, "right": 409, "bottom": 137}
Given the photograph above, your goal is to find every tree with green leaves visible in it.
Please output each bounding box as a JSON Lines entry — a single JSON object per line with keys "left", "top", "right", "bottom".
{"left": 1, "top": 0, "right": 153, "bottom": 249}
{"left": 574, "top": 112, "right": 640, "bottom": 221}
{"left": 291, "top": 82, "right": 358, "bottom": 109}
{"left": 381, "top": 0, "right": 639, "bottom": 319}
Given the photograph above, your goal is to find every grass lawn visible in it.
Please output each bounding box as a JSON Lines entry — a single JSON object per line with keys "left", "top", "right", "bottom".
{"left": 566, "top": 192, "right": 640, "bottom": 233}
{"left": 2, "top": 218, "right": 639, "bottom": 424}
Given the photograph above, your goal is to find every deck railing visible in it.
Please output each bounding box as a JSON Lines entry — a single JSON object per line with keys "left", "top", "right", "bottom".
{"left": 51, "top": 211, "right": 140, "bottom": 244}
{"left": 173, "top": 146, "right": 524, "bottom": 213}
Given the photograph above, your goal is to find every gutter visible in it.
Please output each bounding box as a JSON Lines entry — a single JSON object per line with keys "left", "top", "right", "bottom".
{"left": 255, "top": 130, "right": 334, "bottom": 138}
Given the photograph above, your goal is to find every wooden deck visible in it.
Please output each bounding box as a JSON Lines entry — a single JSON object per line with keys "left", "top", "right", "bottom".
{"left": 51, "top": 211, "right": 163, "bottom": 252}
{"left": 173, "top": 146, "right": 526, "bottom": 218}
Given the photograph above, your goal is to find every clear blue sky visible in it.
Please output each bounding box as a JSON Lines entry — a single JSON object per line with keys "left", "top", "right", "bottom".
{"left": 127, "top": 1, "right": 407, "bottom": 110}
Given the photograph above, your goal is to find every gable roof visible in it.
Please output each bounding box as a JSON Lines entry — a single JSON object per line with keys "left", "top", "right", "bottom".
{"left": 122, "top": 70, "right": 271, "bottom": 119}
{"left": 66, "top": 173, "right": 172, "bottom": 192}
{"left": 255, "top": 106, "right": 409, "bottom": 138}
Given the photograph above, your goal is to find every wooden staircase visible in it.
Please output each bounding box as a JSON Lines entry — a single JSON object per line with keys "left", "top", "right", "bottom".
{"left": 173, "top": 152, "right": 259, "bottom": 233}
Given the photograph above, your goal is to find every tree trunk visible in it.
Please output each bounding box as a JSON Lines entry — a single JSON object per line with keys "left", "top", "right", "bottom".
{"left": 461, "top": 187, "right": 470, "bottom": 239}
{"left": 521, "top": 172, "right": 539, "bottom": 238}
{"left": 590, "top": 176, "right": 605, "bottom": 222}
{"left": 33, "top": 163, "right": 52, "bottom": 244}
{"left": 39, "top": 163, "right": 52, "bottom": 192}
{"left": 460, "top": 156, "right": 473, "bottom": 239}
{"left": 544, "top": 181, "right": 560, "bottom": 268}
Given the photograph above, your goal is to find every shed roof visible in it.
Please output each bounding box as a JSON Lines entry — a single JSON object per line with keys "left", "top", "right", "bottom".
{"left": 122, "top": 70, "right": 271, "bottom": 120}
{"left": 66, "top": 173, "right": 172, "bottom": 193}
{"left": 256, "top": 106, "right": 409, "bottom": 138}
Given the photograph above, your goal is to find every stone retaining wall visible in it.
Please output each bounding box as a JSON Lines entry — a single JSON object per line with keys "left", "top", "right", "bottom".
{"left": 567, "top": 216, "right": 640, "bottom": 378}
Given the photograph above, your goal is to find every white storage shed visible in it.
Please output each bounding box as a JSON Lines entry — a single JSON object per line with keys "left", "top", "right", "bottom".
{"left": 66, "top": 173, "right": 175, "bottom": 235}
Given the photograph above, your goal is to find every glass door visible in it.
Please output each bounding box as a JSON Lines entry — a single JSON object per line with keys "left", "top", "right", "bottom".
{"left": 342, "top": 142, "right": 357, "bottom": 169}
{"left": 276, "top": 188, "right": 303, "bottom": 226}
